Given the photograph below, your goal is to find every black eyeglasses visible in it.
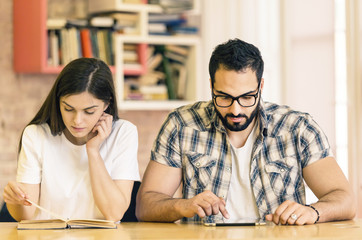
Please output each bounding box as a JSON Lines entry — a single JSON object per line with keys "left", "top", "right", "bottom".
{"left": 212, "top": 84, "right": 260, "bottom": 108}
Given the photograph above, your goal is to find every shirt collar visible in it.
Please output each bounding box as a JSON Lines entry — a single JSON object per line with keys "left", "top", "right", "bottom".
{"left": 258, "top": 99, "right": 269, "bottom": 138}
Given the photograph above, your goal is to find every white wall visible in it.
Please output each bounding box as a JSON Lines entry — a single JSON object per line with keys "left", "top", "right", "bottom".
{"left": 346, "top": 0, "right": 362, "bottom": 217}
{"left": 199, "top": 0, "right": 336, "bottom": 153}
{"left": 283, "top": 0, "right": 336, "bottom": 152}
{"left": 199, "top": 0, "right": 282, "bottom": 104}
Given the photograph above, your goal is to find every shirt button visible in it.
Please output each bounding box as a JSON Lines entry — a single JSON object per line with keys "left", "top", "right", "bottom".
{"left": 226, "top": 167, "right": 231, "bottom": 172}
{"left": 280, "top": 168, "right": 285, "bottom": 172}
{"left": 195, "top": 162, "right": 200, "bottom": 168}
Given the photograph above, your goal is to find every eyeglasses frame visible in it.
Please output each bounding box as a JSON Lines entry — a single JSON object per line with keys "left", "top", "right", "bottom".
{"left": 212, "top": 82, "right": 261, "bottom": 108}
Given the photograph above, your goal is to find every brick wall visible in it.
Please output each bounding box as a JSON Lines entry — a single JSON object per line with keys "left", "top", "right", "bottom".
{"left": 0, "top": 0, "right": 169, "bottom": 203}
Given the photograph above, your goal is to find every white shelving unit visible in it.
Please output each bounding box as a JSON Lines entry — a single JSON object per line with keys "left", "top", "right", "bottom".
{"left": 91, "top": 1, "right": 202, "bottom": 111}
{"left": 115, "top": 35, "right": 201, "bottom": 111}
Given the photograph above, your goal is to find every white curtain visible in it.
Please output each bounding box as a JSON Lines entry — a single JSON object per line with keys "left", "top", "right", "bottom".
{"left": 346, "top": 0, "right": 362, "bottom": 218}
{"left": 198, "top": 0, "right": 282, "bottom": 103}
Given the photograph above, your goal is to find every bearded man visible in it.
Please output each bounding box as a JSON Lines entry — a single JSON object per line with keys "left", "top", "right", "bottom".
{"left": 136, "top": 39, "right": 356, "bottom": 225}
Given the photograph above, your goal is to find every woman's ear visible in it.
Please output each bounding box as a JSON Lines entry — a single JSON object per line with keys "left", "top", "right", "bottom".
{"left": 103, "top": 103, "right": 110, "bottom": 112}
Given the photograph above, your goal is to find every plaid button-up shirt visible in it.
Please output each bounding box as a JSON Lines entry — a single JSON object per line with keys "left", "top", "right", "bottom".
{"left": 151, "top": 100, "right": 332, "bottom": 223}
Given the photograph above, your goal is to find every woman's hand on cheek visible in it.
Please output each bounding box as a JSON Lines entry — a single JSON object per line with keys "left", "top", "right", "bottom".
{"left": 86, "top": 113, "right": 113, "bottom": 151}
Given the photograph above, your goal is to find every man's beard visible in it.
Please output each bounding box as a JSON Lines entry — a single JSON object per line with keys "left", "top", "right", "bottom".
{"left": 215, "top": 100, "right": 260, "bottom": 132}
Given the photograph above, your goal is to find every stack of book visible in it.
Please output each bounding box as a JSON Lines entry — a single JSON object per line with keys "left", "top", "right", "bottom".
{"left": 123, "top": 44, "right": 189, "bottom": 101}
{"left": 90, "top": 12, "right": 139, "bottom": 35}
{"left": 148, "top": 13, "right": 198, "bottom": 36}
{"left": 148, "top": 0, "right": 193, "bottom": 13}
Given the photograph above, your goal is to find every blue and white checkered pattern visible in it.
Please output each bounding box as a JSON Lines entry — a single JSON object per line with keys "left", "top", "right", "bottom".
{"left": 151, "top": 100, "right": 332, "bottom": 223}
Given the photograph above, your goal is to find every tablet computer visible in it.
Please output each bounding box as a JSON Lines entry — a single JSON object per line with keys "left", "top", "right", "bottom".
{"left": 204, "top": 218, "right": 266, "bottom": 227}
{"left": 204, "top": 222, "right": 266, "bottom": 226}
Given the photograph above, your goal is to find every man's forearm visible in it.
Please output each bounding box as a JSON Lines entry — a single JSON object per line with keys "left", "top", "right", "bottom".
{"left": 313, "top": 189, "right": 356, "bottom": 222}
{"left": 136, "top": 191, "right": 186, "bottom": 222}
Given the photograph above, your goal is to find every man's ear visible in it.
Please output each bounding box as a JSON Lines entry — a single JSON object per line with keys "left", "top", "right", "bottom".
{"left": 209, "top": 78, "right": 212, "bottom": 89}
{"left": 260, "top": 78, "right": 264, "bottom": 94}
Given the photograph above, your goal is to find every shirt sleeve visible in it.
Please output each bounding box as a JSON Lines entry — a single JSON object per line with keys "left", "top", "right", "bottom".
{"left": 299, "top": 114, "right": 334, "bottom": 168}
{"left": 109, "top": 120, "right": 140, "bottom": 181}
{"left": 16, "top": 125, "right": 42, "bottom": 184}
{"left": 150, "top": 112, "right": 182, "bottom": 168}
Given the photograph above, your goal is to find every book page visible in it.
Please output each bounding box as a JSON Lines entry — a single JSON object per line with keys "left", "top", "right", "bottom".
{"left": 18, "top": 219, "right": 67, "bottom": 230}
{"left": 25, "top": 199, "right": 66, "bottom": 221}
{"left": 67, "top": 219, "right": 116, "bottom": 229}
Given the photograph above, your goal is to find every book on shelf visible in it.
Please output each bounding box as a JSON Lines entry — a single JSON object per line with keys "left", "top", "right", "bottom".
{"left": 97, "top": 30, "right": 107, "bottom": 64}
{"left": 171, "top": 25, "right": 198, "bottom": 35}
{"left": 149, "top": 0, "right": 193, "bottom": 13}
{"left": 111, "top": 12, "right": 139, "bottom": 33}
{"left": 148, "top": 23, "right": 168, "bottom": 35}
{"left": 148, "top": 13, "right": 185, "bottom": 24}
{"left": 104, "top": 30, "right": 114, "bottom": 65}
{"left": 48, "top": 30, "right": 60, "bottom": 66}
{"left": 88, "top": 0, "right": 147, "bottom": 14}
{"left": 80, "top": 29, "right": 93, "bottom": 58}
{"left": 49, "top": 27, "right": 116, "bottom": 67}
{"left": 47, "top": 18, "right": 67, "bottom": 29}
{"left": 147, "top": 53, "right": 163, "bottom": 71}
{"left": 66, "top": 19, "right": 89, "bottom": 28}
{"left": 144, "top": 45, "right": 191, "bottom": 100}
{"left": 60, "top": 28, "right": 70, "bottom": 65}
{"left": 78, "top": 28, "right": 116, "bottom": 65}
{"left": 87, "top": 11, "right": 139, "bottom": 34}
{"left": 148, "top": 13, "right": 190, "bottom": 35}
{"left": 90, "top": 29, "right": 100, "bottom": 58}
{"left": 124, "top": 44, "right": 138, "bottom": 63}
{"left": 170, "top": 63, "right": 187, "bottom": 99}
{"left": 91, "top": 29, "right": 115, "bottom": 65}
{"left": 165, "top": 45, "right": 189, "bottom": 56}
{"left": 68, "top": 28, "right": 82, "bottom": 61}
{"left": 164, "top": 51, "right": 187, "bottom": 64}
{"left": 124, "top": 50, "right": 138, "bottom": 62}
{"left": 124, "top": 62, "right": 143, "bottom": 70}
{"left": 122, "top": 0, "right": 145, "bottom": 3}
{"left": 162, "top": 53, "right": 177, "bottom": 100}
{"left": 89, "top": 16, "right": 115, "bottom": 28}
{"left": 139, "top": 71, "right": 165, "bottom": 86}
{"left": 47, "top": 18, "right": 88, "bottom": 29}
{"left": 17, "top": 200, "right": 116, "bottom": 230}
{"left": 139, "top": 84, "right": 168, "bottom": 100}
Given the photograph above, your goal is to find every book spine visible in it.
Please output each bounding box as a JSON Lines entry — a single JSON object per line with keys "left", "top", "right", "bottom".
{"left": 162, "top": 54, "right": 176, "bottom": 100}
{"left": 80, "top": 29, "right": 93, "bottom": 58}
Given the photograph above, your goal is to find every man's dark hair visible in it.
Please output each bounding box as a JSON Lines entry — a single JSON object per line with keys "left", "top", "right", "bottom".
{"left": 209, "top": 38, "right": 264, "bottom": 87}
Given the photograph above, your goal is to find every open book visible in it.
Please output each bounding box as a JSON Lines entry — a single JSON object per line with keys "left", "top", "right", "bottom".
{"left": 17, "top": 218, "right": 117, "bottom": 230}
{"left": 17, "top": 199, "right": 116, "bottom": 230}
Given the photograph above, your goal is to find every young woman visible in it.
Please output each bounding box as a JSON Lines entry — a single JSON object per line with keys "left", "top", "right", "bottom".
{"left": 3, "top": 58, "right": 139, "bottom": 222}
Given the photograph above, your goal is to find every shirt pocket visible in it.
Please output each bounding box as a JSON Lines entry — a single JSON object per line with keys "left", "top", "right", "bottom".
{"left": 264, "top": 156, "right": 299, "bottom": 197}
{"left": 183, "top": 152, "right": 217, "bottom": 190}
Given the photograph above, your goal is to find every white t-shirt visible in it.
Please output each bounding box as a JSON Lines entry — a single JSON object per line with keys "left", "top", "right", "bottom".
{"left": 16, "top": 120, "right": 140, "bottom": 220}
{"left": 224, "top": 126, "right": 260, "bottom": 223}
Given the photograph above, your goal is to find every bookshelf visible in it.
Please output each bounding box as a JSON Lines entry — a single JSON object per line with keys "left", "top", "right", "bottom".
{"left": 13, "top": 0, "right": 56, "bottom": 73}
{"left": 13, "top": 0, "right": 201, "bottom": 111}
{"left": 106, "top": 0, "right": 201, "bottom": 110}
{"left": 13, "top": 0, "right": 115, "bottom": 73}
{"left": 116, "top": 35, "right": 201, "bottom": 110}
